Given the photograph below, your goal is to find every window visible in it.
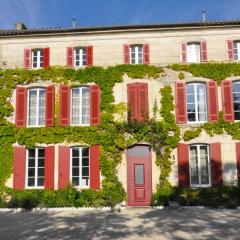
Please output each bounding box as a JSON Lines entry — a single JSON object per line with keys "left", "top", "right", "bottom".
{"left": 233, "top": 41, "right": 240, "bottom": 60}
{"left": 71, "top": 87, "right": 90, "bottom": 125}
{"left": 189, "top": 144, "right": 211, "bottom": 187}
{"left": 26, "top": 148, "right": 45, "bottom": 188}
{"left": 32, "top": 49, "right": 43, "bottom": 69}
{"left": 232, "top": 82, "right": 240, "bottom": 120}
{"left": 74, "top": 48, "right": 87, "bottom": 67}
{"left": 27, "top": 88, "right": 46, "bottom": 127}
{"left": 71, "top": 147, "right": 90, "bottom": 188}
{"left": 130, "top": 45, "right": 143, "bottom": 64}
{"left": 187, "top": 43, "right": 200, "bottom": 63}
{"left": 186, "top": 83, "right": 207, "bottom": 123}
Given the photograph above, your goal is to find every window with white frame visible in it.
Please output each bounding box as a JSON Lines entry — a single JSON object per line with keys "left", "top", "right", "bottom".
{"left": 130, "top": 45, "right": 143, "bottom": 64}
{"left": 71, "top": 87, "right": 90, "bottom": 125}
{"left": 71, "top": 147, "right": 90, "bottom": 188}
{"left": 28, "top": 88, "right": 46, "bottom": 127}
{"left": 186, "top": 83, "right": 207, "bottom": 123}
{"left": 32, "top": 49, "right": 43, "bottom": 69}
{"left": 189, "top": 144, "right": 211, "bottom": 187}
{"left": 232, "top": 81, "right": 240, "bottom": 120}
{"left": 74, "top": 48, "right": 87, "bottom": 67}
{"left": 26, "top": 148, "right": 45, "bottom": 188}
{"left": 233, "top": 41, "right": 240, "bottom": 61}
{"left": 187, "top": 42, "right": 200, "bottom": 63}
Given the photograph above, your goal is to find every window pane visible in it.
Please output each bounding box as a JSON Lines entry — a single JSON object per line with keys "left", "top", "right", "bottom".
{"left": 188, "top": 113, "right": 196, "bottom": 122}
{"left": 135, "top": 164, "right": 144, "bottom": 185}
{"left": 186, "top": 85, "right": 194, "bottom": 94}
{"left": 82, "top": 158, "right": 89, "bottom": 166}
{"left": 38, "top": 149, "right": 45, "bottom": 158}
{"left": 127, "top": 146, "right": 149, "bottom": 157}
{"left": 38, "top": 158, "right": 44, "bottom": 167}
{"left": 72, "top": 177, "right": 79, "bottom": 186}
{"left": 200, "top": 146, "right": 209, "bottom": 184}
{"left": 72, "top": 158, "right": 79, "bottom": 166}
{"left": 72, "top": 168, "right": 79, "bottom": 176}
{"left": 28, "top": 178, "right": 35, "bottom": 186}
{"left": 72, "top": 148, "right": 79, "bottom": 157}
{"left": 81, "top": 177, "right": 89, "bottom": 187}
{"left": 28, "top": 159, "right": 35, "bottom": 167}
{"left": 37, "top": 178, "right": 44, "bottom": 186}
{"left": 29, "top": 149, "right": 35, "bottom": 158}
{"left": 82, "top": 148, "right": 89, "bottom": 157}
{"left": 82, "top": 167, "right": 89, "bottom": 176}
{"left": 28, "top": 168, "right": 35, "bottom": 177}
{"left": 190, "top": 146, "right": 199, "bottom": 185}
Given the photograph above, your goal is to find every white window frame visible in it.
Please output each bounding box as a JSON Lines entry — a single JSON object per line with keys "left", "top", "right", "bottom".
{"left": 187, "top": 42, "right": 201, "bottom": 63}
{"left": 186, "top": 83, "right": 208, "bottom": 124}
{"left": 27, "top": 88, "right": 46, "bottom": 127}
{"left": 189, "top": 144, "right": 211, "bottom": 187}
{"left": 74, "top": 48, "right": 87, "bottom": 67}
{"left": 130, "top": 45, "right": 143, "bottom": 64}
{"left": 70, "top": 86, "right": 90, "bottom": 126}
{"left": 25, "top": 148, "right": 45, "bottom": 189}
{"left": 232, "top": 81, "right": 240, "bottom": 121}
{"left": 233, "top": 41, "right": 240, "bottom": 61}
{"left": 70, "top": 147, "right": 90, "bottom": 189}
{"left": 32, "top": 49, "right": 43, "bottom": 69}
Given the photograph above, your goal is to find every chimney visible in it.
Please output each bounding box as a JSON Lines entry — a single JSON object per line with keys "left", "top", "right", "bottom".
{"left": 15, "top": 22, "right": 27, "bottom": 30}
{"left": 202, "top": 9, "right": 206, "bottom": 22}
{"left": 72, "top": 17, "right": 76, "bottom": 28}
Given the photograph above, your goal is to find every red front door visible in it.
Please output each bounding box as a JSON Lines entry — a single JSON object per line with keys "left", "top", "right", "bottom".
{"left": 127, "top": 145, "right": 152, "bottom": 206}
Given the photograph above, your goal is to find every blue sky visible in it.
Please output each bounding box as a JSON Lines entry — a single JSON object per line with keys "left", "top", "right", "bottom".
{"left": 0, "top": 0, "right": 240, "bottom": 29}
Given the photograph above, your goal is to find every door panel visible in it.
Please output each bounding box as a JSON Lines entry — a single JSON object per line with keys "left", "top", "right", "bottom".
{"left": 127, "top": 145, "right": 152, "bottom": 206}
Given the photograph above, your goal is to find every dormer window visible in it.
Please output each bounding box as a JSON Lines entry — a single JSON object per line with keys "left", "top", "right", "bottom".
{"left": 130, "top": 45, "right": 143, "bottom": 64}
{"left": 32, "top": 49, "right": 43, "bottom": 69}
{"left": 74, "top": 47, "right": 87, "bottom": 67}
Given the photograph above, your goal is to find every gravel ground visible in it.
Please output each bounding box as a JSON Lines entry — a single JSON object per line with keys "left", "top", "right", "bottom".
{"left": 0, "top": 208, "right": 240, "bottom": 240}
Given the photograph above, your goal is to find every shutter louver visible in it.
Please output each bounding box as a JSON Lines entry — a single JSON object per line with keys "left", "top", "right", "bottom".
{"left": 67, "top": 47, "right": 74, "bottom": 67}
{"left": 90, "top": 84, "right": 100, "bottom": 125}
{"left": 43, "top": 47, "right": 50, "bottom": 68}
{"left": 138, "top": 83, "right": 149, "bottom": 121}
{"left": 123, "top": 44, "right": 130, "bottom": 64}
{"left": 45, "top": 146, "right": 55, "bottom": 189}
{"left": 13, "top": 146, "right": 26, "bottom": 189}
{"left": 90, "top": 145, "right": 100, "bottom": 189}
{"left": 181, "top": 43, "right": 187, "bottom": 63}
{"left": 177, "top": 143, "right": 190, "bottom": 187}
{"left": 227, "top": 40, "right": 234, "bottom": 60}
{"left": 59, "top": 85, "right": 70, "bottom": 126}
{"left": 58, "top": 146, "right": 70, "bottom": 189}
{"left": 45, "top": 85, "right": 55, "bottom": 127}
{"left": 86, "top": 46, "right": 93, "bottom": 66}
{"left": 207, "top": 81, "right": 219, "bottom": 122}
{"left": 143, "top": 44, "right": 150, "bottom": 64}
{"left": 235, "top": 143, "right": 240, "bottom": 184}
{"left": 127, "top": 83, "right": 138, "bottom": 121}
{"left": 221, "top": 80, "right": 234, "bottom": 122}
{"left": 24, "top": 48, "right": 31, "bottom": 69}
{"left": 15, "top": 87, "right": 27, "bottom": 127}
{"left": 210, "top": 143, "right": 223, "bottom": 187}
{"left": 200, "top": 41, "right": 208, "bottom": 62}
{"left": 175, "top": 81, "right": 187, "bottom": 124}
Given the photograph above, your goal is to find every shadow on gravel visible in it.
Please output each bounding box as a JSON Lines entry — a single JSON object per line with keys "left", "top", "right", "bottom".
{"left": 0, "top": 208, "right": 239, "bottom": 240}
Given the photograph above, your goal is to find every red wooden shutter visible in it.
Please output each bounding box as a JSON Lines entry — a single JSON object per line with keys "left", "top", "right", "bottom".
{"left": 207, "top": 81, "right": 219, "bottom": 122}
{"left": 45, "top": 85, "right": 55, "bottom": 127}
{"left": 24, "top": 48, "right": 31, "bottom": 69}
{"left": 143, "top": 44, "right": 150, "bottom": 64}
{"left": 226, "top": 40, "right": 234, "bottom": 60}
{"left": 86, "top": 46, "right": 93, "bottom": 66}
{"left": 210, "top": 143, "right": 223, "bottom": 187}
{"left": 235, "top": 143, "right": 240, "bottom": 183}
{"left": 45, "top": 146, "right": 55, "bottom": 189}
{"left": 90, "top": 84, "right": 100, "bottom": 125}
{"left": 66, "top": 47, "right": 74, "bottom": 67}
{"left": 175, "top": 81, "right": 187, "bottom": 124}
{"left": 221, "top": 80, "right": 234, "bottom": 122}
{"left": 43, "top": 47, "right": 50, "bottom": 68}
{"left": 90, "top": 145, "right": 100, "bottom": 189}
{"left": 200, "top": 41, "right": 208, "bottom": 62}
{"left": 181, "top": 43, "right": 187, "bottom": 63}
{"left": 123, "top": 44, "right": 130, "bottom": 64}
{"left": 13, "top": 146, "right": 26, "bottom": 189}
{"left": 138, "top": 83, "right": 149, "bottom": 121}
{"left": 58, "top": 146, "right": 70, "bottom": 189}
{"left": 127, "top": 83, "right": 138, "bottom": 121}
{"left": 59, "top": 85, "right": 70, "bottom": 126}
{"left": 177, "top": 143, "right": 190, "bottom": 187}
{"left": 15, "top": 87, "right": 27, "bottom": 127}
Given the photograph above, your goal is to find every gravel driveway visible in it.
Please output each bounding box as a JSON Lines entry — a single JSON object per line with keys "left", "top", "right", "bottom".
{"left": 0, "top": 208, "right": 239, "bottom": 240}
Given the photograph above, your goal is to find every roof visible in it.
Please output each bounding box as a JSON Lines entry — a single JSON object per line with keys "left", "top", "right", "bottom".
{"left": 1, "top": 19, "right": 240, "bottom": 37}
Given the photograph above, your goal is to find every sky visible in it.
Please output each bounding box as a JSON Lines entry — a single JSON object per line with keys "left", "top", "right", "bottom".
{"left": 0, "top": 0, "right": 240, "bottom": 29}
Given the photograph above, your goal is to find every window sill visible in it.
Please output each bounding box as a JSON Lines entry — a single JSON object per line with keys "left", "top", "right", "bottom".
{"left": 25, "top": 186, "right": 44, "bottom": 190}
{"left": 190, "top": 184, "right": 211, "bottom": 188}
